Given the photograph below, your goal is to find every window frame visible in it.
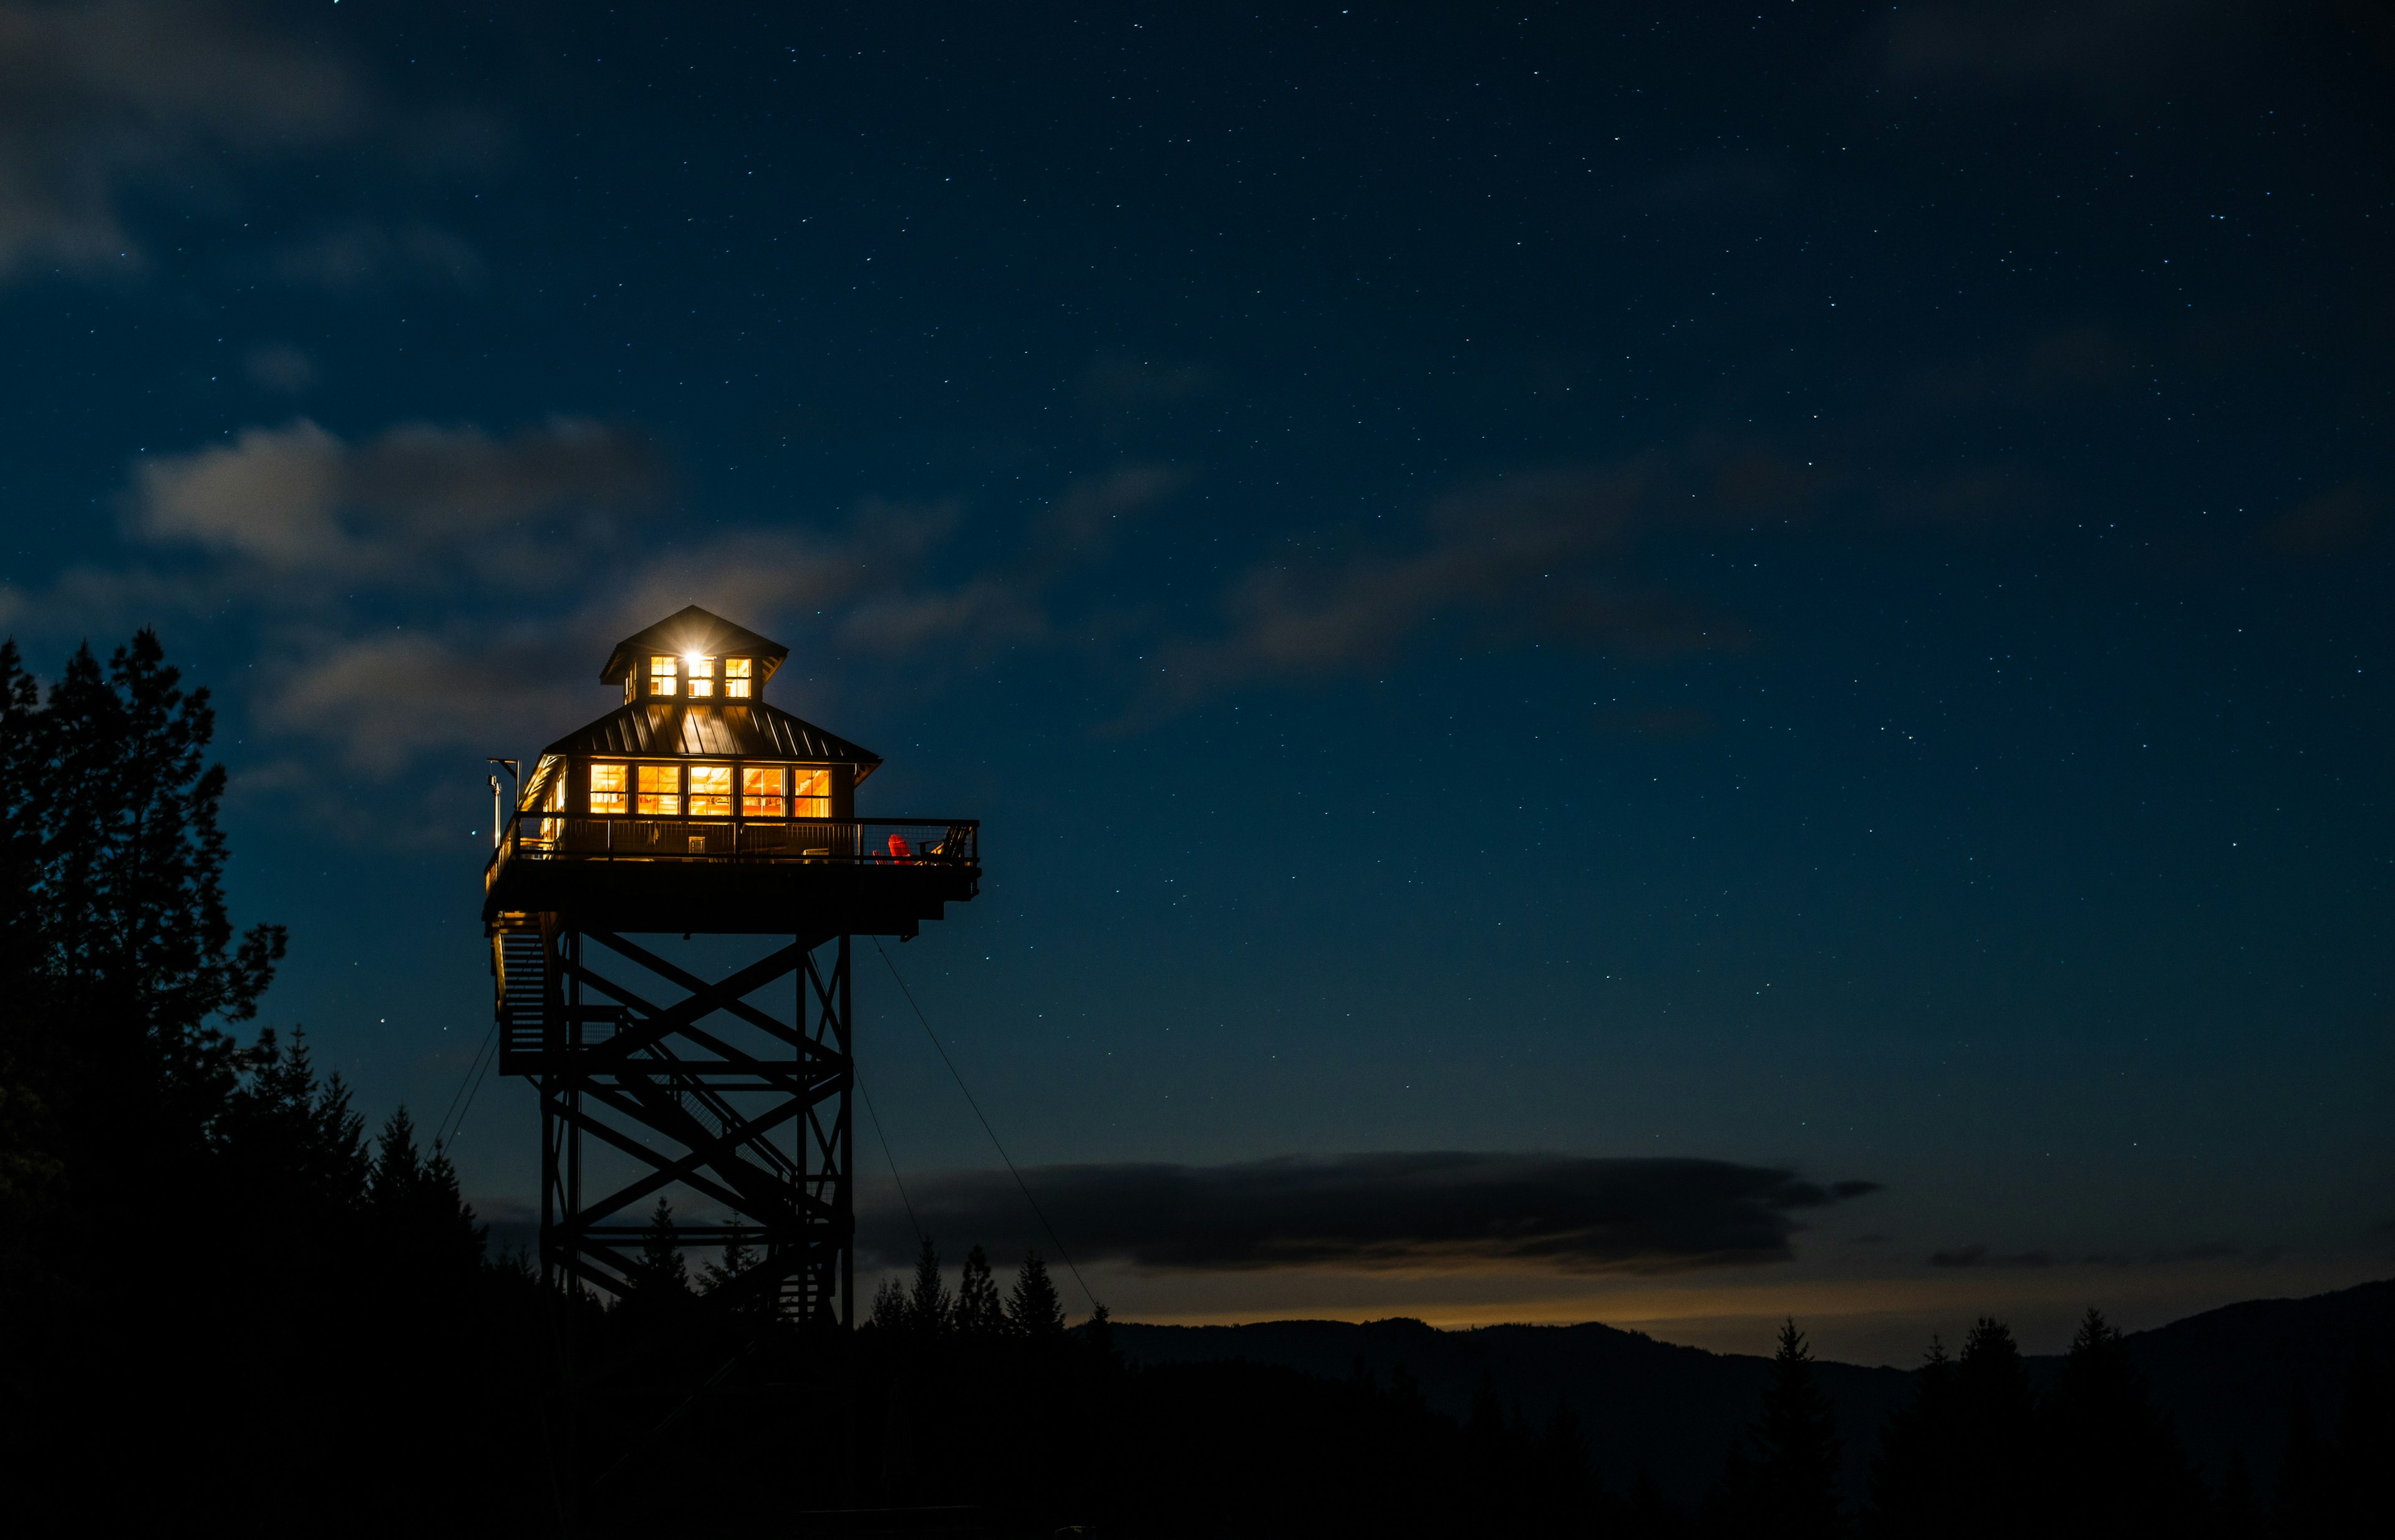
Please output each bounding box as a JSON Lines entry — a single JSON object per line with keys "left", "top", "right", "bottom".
{"left": 792, "top": 765, "right": 832, "bottom": 819}
{"left": 647, "top": 655, "right": 679, "bottom": 697}
{"left": 724, "top": 656, "right": 753, "bottom": 699}
{"left": 589, "top": 760, "right": 629, "bottom": 815}
{"left": 742, "top": 763, "right": 787, "bottom": 819}
{"left": 688, "top": 762, "right": 733, "bottom": 817}
{"left": 634, "top": 762, "right": 682, "bottom": 817}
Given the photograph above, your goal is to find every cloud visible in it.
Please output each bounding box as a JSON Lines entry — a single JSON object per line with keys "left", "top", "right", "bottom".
{"left": 864, "top": 1152, "right": 1882, "bottom": 1274}
{"left": 1930, "top": 1241, "right": 2254, "bottom": 1269}
{"left": 0, "top": 1, "right": 357, "bottom": 276}
{"left": 130, "top": 416, "right": 665, "bottom": 586}
{"left": 257, "top": 626, "right": 594, "bottom": 775}
{"left": 1037, "top": 463, "right": 1194, "bottom": 552}
{"left": 832, "top": 465, "right": 1191, "bottom": 662}
{"left": 1928, "top": 1244, "right": 2055, "bottom": 1269}
{"left": 1140, "top": 465, "right": 1741, "bottom": 714}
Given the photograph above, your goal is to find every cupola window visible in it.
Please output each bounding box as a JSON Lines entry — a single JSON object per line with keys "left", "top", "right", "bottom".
{"left": 725, "top": 657, "right": 753, "bottom": 699}
{"left": 589, "top": 762, "right": 627, "bottom": 814}
{"left": 687, "top": 655, "right": 715, "bottom": 698}
{"left": 649, "top": 656, "right": 679, "bottom": 697}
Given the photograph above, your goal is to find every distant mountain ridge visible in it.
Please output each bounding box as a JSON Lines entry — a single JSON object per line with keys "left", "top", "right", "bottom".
{"left": 1108, "top": 1277, "right": 2395, "bottom": 1506}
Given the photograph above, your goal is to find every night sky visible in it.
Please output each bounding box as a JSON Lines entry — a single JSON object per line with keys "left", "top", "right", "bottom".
{"left": 2, "top": 1, "right": 2389, "bottom": 1364}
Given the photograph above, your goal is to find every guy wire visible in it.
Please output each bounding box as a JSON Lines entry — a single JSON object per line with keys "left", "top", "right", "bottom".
{"left": 855, "top": 1066, "right": 923, "bottom": 1246}
{"left": 872, "top": 936, "right": 1098, "bottom": 1314}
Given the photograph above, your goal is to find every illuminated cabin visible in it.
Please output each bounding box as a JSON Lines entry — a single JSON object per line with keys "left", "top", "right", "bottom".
{"left": 482, "top": 604, "right": 978, "bottom": 935}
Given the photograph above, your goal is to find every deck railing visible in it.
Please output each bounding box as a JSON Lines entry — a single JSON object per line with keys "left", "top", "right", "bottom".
{"left": 485, "top": 808, "right": 977, "bottom": 892}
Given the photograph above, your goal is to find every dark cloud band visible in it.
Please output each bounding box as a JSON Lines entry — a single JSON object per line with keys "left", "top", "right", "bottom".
{"left": 864, "top": 1152, "right": 1880, "bottom": 1274}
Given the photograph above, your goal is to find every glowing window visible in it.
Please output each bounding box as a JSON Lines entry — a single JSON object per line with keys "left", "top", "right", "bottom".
{"left": 742, "top": 765, "right": 786, "bottom": 818}
{"left": 689, "top": 763, "right": 732, "bottom": 816}
{"left": 649, "top": 656, "right": 679, "bottom": 697}
{"left": 687, "top": 655, "right": 715, "bottom": 698}
{"left": 724, "top": 657, "right": 753, "bottom": 699}
{"left": 589, "top": 763, "right": 627, "bottom": 815}
{"left": 636, "top": 764, "right": 680, "bottom": 816}
{"left": 793, "top": 767, "right": 832, "bottom": 819}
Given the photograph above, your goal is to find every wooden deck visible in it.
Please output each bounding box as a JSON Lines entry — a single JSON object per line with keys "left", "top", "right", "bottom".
{"left": 482, "top": 813, "right": 978, "bottom": 934}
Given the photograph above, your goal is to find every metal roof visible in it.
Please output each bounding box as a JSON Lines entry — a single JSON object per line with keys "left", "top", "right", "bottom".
{"left": 542, "top": 702, "right": 883, "bottom": 781}
{"left": 600, "top": 605, "right": 791, "bottom": 685}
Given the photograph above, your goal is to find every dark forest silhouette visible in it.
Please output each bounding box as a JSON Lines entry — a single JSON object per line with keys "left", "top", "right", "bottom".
{"left": 0, "top": 632, "right": 2383, "bottom": 1538}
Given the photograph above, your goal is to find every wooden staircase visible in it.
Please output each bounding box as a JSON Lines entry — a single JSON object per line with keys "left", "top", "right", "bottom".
{"left": 493, "top": 928, "right": 548, "bottom": 1071}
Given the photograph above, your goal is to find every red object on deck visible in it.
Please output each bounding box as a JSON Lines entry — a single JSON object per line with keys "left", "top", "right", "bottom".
{"left": 888, "top": 834, "right": 914, "bottom": 863}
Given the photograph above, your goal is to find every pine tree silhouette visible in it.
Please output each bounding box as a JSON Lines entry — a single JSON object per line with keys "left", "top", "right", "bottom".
{"left": 869, "top": 1273, "right": 907, "bottom": 1331}
{"left": 954, "top": 1242, "right": 1004, "bottom": 1335}
{"left": 629, "top": 1194, "right": 690, "bottom": 1298}
{"left": 1536, "top": 1390, "right": 1596, "bottom": 1520}
{"left": 1864, "top": 1335, "right": 1957, "bottom": 1538}
{"left": 702, "top": 1239, "right": 756, "bottom": 1295}
{"left": 1007, "top": 1249, "right": 1065, "bottom": 1336}
{"left": 3, "top": 632, "right": 285, "bottom": 1277}
{"left": 1866, "top": 1317, "right": 2044, "bottom": 1538}
{"left": 1952, "top": 1317, "right": 2040, "bottom": 1535}
{"left": 2046, "top": 1308, "right": 2200, "bottom": 1539}
{"left": 1714, "top": 1318, "right": 1845, "bottom": 1539}
{"left": 906, "top": 1235, "right": 950, "bottom": 1335}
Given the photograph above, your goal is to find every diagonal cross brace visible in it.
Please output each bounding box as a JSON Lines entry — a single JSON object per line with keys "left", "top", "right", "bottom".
{"left": 573, "top": 936, "right": 812, "bottom": 1069}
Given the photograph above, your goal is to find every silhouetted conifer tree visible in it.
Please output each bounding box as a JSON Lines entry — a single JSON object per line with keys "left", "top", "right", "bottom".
{"left": 1468, "top": 1370, "right": 1507, "bottom": 1448}
{"left": 1, "top": 632, "right": 284, "bottom": 1273}
{"left": 1007, "top": 1249, "right": 1065, "bottom": 1336}
{"left": 0, "top": 640, "right": 54, "bottom": 1232}
{"left": 1865, "top": 1336, "right": 1957, "bottom": 1538}
{"left": 218, "top": 1027, "right": 367, "bottom": 1246}
{"left": 1537, "top": 1390, "right": 1597, "bottom": 1521}
{"left": 2046, "top": 1308, "right": 2200, "bottom": 1539}
{"left": 1867, "top": 1318, "right": 2043, "bottom": 1538}
{"left": 907, "top": 1236, "right": 950, "bottom": 1335}
{"left": 954, "top": 1242, "right": 1003, "bottom": 1335}
{"left": 629, "top": 1194, "right": 690, "bottom": 1298}
{"left": 1713, "top": 1319, "right": 1845, "bottom": 1539}
{"left": 869, "top": 1274, "right": 907, "bottom": 1331}
{"left": 1628, "top": 1465, "right": 1695, "bottom": 1540}
{"left": 367, "top": 1107, "right": 485, "bottom": 1278}
{"left": 702, "top": 1239, "right": 755, "bottom": 1295}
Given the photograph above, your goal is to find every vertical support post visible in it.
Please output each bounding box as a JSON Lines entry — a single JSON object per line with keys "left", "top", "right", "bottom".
{"left": 836, "top": 932, "right": 854, "bottom": 1330}
{"left": 565, "top": 925, "right": 583, "bottom": 1273}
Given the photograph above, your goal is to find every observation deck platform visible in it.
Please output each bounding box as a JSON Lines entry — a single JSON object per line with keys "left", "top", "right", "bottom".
{"left": 482, "top": 813, "right": 979, "bottom": 936}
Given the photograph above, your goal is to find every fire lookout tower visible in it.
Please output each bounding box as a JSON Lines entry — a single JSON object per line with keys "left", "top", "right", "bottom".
{"left": 482, "top": 606, "right": 978, "bottom": 1325}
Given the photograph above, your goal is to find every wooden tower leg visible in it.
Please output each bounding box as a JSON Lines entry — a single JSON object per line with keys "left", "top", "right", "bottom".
{"left": 531, "top": 929, "right": 854, "bottom": 1315}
